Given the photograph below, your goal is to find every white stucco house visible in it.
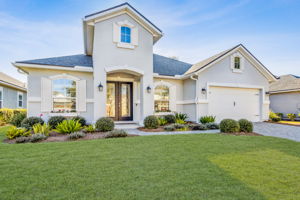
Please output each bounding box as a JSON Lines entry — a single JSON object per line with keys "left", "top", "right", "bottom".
{"left": 13, "top": 3, "right": 276, "bottom": 124}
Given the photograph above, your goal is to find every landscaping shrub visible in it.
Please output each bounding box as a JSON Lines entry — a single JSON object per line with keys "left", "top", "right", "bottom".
{"left": 175, "top": 119, "right": 186, "bottom": 124}
{"left": 32, "top": 123, "right": 51, "bottom": 136}
{"left": 84, "top": 124, "right": 96, "bottom": 133}
{"left": 144, "top": 115, "right": 159, "bottom": 129}
{"left": 220, "top": 119, "right": 240, "bottom": 133}
{"left": 276, "top": 113, "right": 283, "bottom": 119}
{"left": 30, "top": 134, "right": 47, "bottom": 143}
{"left": 68, "top": 131, "right": 86, "bottom": 140}
{"left": 105, "top": 129, "right": 128, "bottom": 138}
{"left": 158, "top": 117, "right": 168, "bottom": 126}
{"left": 6, "top": 126, "right": 31, "bottom": 140}
{"left": 238, "top": 119, "right": 253, "bottom": 133}
{"left": 21, "top": 117, "right": 44, "bottom": 130}
{"left": 173, "top": 123, "right": 186, "bottom": 129}
{"left": 206, "top": 123, "right": 220, "bottom": 130}
{"left": 72, "top": 116, "right": 87, "bottom": 126}
{"left": 199, "top": 116, "right": 216, "bottom": 124}
{"left": 95, "top": 117, "right": 114, "bottom": 132}
{"left": 15, "top": 136, "right": 31, "bottom": 144}
{"left": 175, "top": 113, "right": 188, "bottom": 121}
{"left": 188, "top": 124, "right": 207, "bottom": 130}
{"left": 0, "top": 108, "right": 27, "bottom": 124}
{"left": 10, "top": 113, "right": 26, "bottom": 127}
{"left": 164, "top": 114, "right": 176, "bottom": 124}
{"left": 56, "top": 120, "right": 82, "bottom": 134}
{"left": 48, "top": 116, "right": 66, "bottom": 129}
{"left": 164, "top": 124, "right": 176, "bottom": 131}
{"left": 269, "top": 112, "right": 280, "bottom": 122}
{"left": 287, "top": 113, "right": 296, "bottom": 121}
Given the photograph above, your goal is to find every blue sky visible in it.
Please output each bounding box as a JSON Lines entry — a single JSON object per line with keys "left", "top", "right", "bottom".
{"left": 0, "top": 0, "right": 300, "bottom": 82}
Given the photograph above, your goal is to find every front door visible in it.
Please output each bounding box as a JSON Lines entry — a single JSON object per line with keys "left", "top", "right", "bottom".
{"left": 106, "top": 82, "right": 133, "bottom": 121}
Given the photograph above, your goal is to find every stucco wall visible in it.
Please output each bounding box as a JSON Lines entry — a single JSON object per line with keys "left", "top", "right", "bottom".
{"left": 1, "top": 85, "right": 27, "bottom": 109}
{"left": 26, "top": 68, "right": 94, "bottom": 122}
{"left": 93, "top": 13, "right": 154, "bottom": 123}
{"left": 270, "top": 92, "right": 300, "bottom": 115}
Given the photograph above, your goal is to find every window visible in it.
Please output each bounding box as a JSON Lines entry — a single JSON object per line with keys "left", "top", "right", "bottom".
{"left": 234, "top": 57, "right": 241, "bottom": 69}
{"left": 17, "top": 92, "right": 23, "bottom": 108}
{"left": 52, "top": 79, "right": 76, "bottom": 112}
{"left": 0, "top": 87, "right": 3, "bottom": 108}
{"left": 121, "top": 26, "right": 131, "bottom": 43}
{"left": 154, "top": 85, "right": 170, "bottom": 112}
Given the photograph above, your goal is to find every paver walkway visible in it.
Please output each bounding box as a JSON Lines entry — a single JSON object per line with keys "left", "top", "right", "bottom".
{"left": 254, "top": 122, "right": 300, "bottom": 142}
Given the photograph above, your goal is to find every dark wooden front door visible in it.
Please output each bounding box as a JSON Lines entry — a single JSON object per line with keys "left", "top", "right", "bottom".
{"left": 106, "top": 82, "right": 133, "bottom": 121}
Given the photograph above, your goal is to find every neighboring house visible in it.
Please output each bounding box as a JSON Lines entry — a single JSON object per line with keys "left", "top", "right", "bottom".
{"left": 13, "top": 3, "right": 276, "bottom": 124}
{"left": 0, "top": 72, "right": 27, "bottom": 109}
{"left": 270, "top": 74, "right": 300, "bottom": 115}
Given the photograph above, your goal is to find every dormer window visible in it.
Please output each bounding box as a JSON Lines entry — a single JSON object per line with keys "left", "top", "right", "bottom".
{"left": 121, "top": 26, "right": 131, "bottom": 43}
{"left": 234, "top": 57, "right": 241, "bottom": 69}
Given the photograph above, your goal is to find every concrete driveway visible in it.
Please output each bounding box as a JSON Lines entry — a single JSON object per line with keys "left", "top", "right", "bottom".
{"left": 254, "top": 122, "right": 300, "bottom": 142}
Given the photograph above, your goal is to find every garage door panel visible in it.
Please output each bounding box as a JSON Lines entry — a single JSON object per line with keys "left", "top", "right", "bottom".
{"left": 208, "top": 86, "right": 260, "bottom": 122}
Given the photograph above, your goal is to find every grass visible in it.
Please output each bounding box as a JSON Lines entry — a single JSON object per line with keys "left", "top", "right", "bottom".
{"left": 0, "top": 126, "right": 300, "bottom": 200}
{"left": 279, "top": 120, "right": 300, "bottom": 126}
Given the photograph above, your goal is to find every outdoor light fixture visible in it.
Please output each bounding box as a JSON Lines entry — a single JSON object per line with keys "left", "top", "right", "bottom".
{"left": 265, "top": 91, "right": 270, "bottom": 95}
{"left": 147, "top": 86, "right": 151, "bottom": 93}
{"left": 201, "top": 88, "right": 206, "bottom": 94}
{"left": 98, "top": 82, "right": 103, "bottom": 92}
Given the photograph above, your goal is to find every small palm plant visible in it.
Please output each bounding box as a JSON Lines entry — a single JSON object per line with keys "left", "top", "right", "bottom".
{"left": 32, "top": 123, "right": 51, "bottom": 136}
{"left": 56, "top": 120, "right": 82, "bottom": 134}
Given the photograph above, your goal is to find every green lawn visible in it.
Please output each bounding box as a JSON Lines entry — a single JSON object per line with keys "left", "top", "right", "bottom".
{"left": 0, "top": 126, "right": 300, "bottom": 200}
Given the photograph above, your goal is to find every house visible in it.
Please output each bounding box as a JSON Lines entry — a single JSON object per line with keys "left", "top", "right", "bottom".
{"left": 270, "top": 74, "right": 300, "bottom": 115}
{"left": 0, "top": 72, "right": 27, "bottom": 109}
{"left": 13, "top": 2, "right": 276, "bottom": 124}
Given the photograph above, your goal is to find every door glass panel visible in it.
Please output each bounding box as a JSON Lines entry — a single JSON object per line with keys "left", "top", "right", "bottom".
{"left": 121, "top": 84, "right": 131, "bottom": 117}
{"left": 106, "top": 83, "right": 116, "bottom": 117}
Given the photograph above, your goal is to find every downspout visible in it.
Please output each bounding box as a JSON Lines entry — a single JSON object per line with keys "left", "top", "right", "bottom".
{"left": 190, "top": 74, "right": 199, "bottom": 122}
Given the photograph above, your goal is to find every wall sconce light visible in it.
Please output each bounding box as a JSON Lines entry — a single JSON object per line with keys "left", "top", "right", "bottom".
{"left": 146, "top": 86, "right": 151, "bottom": 93}
{"left": 98, "top": 82, "right": 103, "bottom": 92}
{"left": 201, "top": 88, "right": 206, "bottom": 94}
{"left": 265, "top": 91, "right": 270, "bottom": 95}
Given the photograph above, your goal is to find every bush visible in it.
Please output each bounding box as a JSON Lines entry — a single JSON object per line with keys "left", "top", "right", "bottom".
{"left": 220, "top": 119, "right": 240, "bottom": 133}
{"left": 48, "top": 116, "right": 66, "bottom": 129}
{"left": 144, "top": 115, "right": 159, "bottom": 129}
{"left": 175, "top": 119, "right": 186, "bottom": 124}
{"left": 287, "top": 113, "right": 296, "bottom": 121}
{"left": 105, "top": 130, "right": 128, "bottom": 138}
{"left": 56, "top": 120, "right": 82, "bottom": 134}
{"left": 95, "top": 117, "right": 114, "bottom": 132}
{"left": 32, "top": 123, "right": 51, "bottom": 136}
{"left": 6, "top": 126, "right": 31, "bottom": 140}
{"left": 206, "top": 123, "right": 220, "bottom": 130}
{"left": 15, "top": 136, "right": 31, "bottom": 143}
{"left": 30, "top": 134, "right": 47, "bottom": 143}
{"left": 164, "top": 124, "right": 176, "bottom": 131}
{"left": 276, "top": 113, "right": 283, "bottom": 119}
{"left": 10, "top": 113, "right": 26, "bottom": 127}
{"left": 164, "top": 114, "right": 176, "bottom": 124}
{"left": 175, "top": 113, "right": 188, "bottom": 121}
{"left": 84, "top": 125, "right": 96, "bottom": 133}
{"left": 0, "top": 108, "right": 27, "bottom": 124}
{"left": 173, "top": 123, "right": 186, "bottom": 129}
{"left": 188, "top": 124, "right": 207, "bottom": 130}
{"left": 158, "top": 117, "right": 168, "bottom": 126}
{"left": 269, "top": 112, "right": 280, "bottom": 122}
{"left": 238, "top": 119, "right": 253, "bottom": 132}
{"left": 68, "top": 131, "right": 86, "bottom": 140}
{"left": 199, "top": 116, "right": 216, "bottom": 124}
{"left": 21, "top": 117, "right": 44, "bottom": 130}
{"left": 72, "top": 116, "right": 87, "bottom": 126}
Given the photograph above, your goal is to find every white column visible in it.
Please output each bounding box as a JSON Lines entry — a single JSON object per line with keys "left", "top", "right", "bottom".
{"left": 139, "top": 74, "right": 154, "bottom": 125}
{"left": 93, "top": 68, "right": 107, "bottom": 122}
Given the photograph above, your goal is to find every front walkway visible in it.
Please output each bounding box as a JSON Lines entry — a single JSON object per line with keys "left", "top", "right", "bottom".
{"left": 254, "top": 122, "right": 300, "bottom": 142}
{"left": 125, "top": 129, "right": 220, "bottom": 136}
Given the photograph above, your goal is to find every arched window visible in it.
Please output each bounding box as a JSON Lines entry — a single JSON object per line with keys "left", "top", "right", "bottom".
{"left": 234, "top": 57, "right": 241, "bottom": 69}
{"left": 121, "top": 26, "right": 131, "bottom": 43}
{"left": 154, "top": 85, "right": 170, "bottom": 112}
{"left": 52, "top": 79, "right": 76, "bottom": 112}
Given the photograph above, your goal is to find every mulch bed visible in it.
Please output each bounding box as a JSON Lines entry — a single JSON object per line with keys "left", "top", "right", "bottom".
{"left": 222, "top": 132, "right": 262, "bottom": 136}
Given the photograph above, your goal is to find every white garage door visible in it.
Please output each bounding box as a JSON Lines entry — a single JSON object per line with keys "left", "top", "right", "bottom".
{"left": 208, "top": 86, "right": 261, "bottom": 122}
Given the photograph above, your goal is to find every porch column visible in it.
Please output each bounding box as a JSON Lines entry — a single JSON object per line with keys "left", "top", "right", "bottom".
{"left": 139, "top": 74, "right": 154, "bottom": 124}
{"left": 94, "top": 68, "right": 107, "bottom": 122}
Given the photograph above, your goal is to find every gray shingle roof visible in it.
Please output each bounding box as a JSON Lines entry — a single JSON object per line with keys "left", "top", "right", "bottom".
{"left": 16, "top": 54, "right": 93, "bottom": 68}
{"left": 16, "top": 54, "right": 192, "bottom": 76}
{"left": 270, "top": 74, "right": 300, "bottom": 92}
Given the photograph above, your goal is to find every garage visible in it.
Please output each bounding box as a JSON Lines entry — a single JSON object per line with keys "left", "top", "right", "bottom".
{"left": 208, "top": 86, "right": 261, "bottom": 122}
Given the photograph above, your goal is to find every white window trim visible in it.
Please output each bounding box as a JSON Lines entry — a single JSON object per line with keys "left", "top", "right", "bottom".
{"left": 0, "top": 86, "right": 3, "bottom": 108}
{"left": 113, "top": 20, "right": 138, "bottom": 49}
{"left": 17, "top": 91, "right": 23, "bottom": 108}
{"left": 154, "top": 80, "right": 177, "bottom": 113}
{"left": 230, "top": 52, "right": 244, "bottom": 73}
